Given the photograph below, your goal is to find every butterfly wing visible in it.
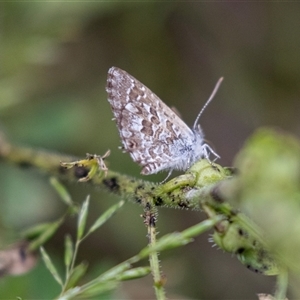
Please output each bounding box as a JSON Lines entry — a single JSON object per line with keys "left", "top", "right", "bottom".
{"left": 106, "top": 67, "right": 196, "bottom": 175}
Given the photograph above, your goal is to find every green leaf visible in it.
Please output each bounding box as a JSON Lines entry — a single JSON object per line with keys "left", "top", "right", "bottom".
{"left": 96, "top": 262, "right": 131, "bottom": 281}
{"left": 77, "top": 195, "right": 90, "bottom": 240}
{"left": 40, "top": 247, "right": 63, "bottom": 286}
{"left": 64, "top": 234, "right": 73, "bottom": 269}
{"left": 116, "top": 267, "right": 151, "bottom": 281}
{"left": 139, "top": 217, "right": 222, "bottom": 258}
{"left": 180, "top": 216, "right": 224, "bottom": 239}
{"left": 21, "top": 222, "right": 54, "bottom": 239}
{"left": 65, "top": 262, "right": 88, "bottom": 290}
{"left": 50, "top": 177, "right": 73, "bottom": 207}
{"left": 56, "top": 287, "right": 81, "bottom": 300}
{"left": 29, "top": 217, "right": 64, "bottom": 251}
{"left": 87, "top": 200, "right": 125, "bottom": 236}
{"left": 77, "top": 281, "right": 118, "bottom": 298}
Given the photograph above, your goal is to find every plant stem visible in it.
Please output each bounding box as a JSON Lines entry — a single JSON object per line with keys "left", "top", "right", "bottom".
{"left": 274, "top": 269, "right": 288, "bottom": 300}
{"left": 146, "top": 206, "right": 166, "bottom": 300}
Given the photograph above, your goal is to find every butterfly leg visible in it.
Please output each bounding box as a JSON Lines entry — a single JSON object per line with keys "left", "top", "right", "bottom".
{"left": 160, "top": 169, "right": 173, "bottom": 184}
{"left": 202, "top": 143, "right": 220, "bottom": 162}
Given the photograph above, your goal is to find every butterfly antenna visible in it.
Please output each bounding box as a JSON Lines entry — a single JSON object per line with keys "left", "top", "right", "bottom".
{"left": 193, "top": 77, "right": 224, "bottom": 130}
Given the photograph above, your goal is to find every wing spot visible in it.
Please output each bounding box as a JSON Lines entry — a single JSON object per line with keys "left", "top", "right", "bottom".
{"left": 150, "top": 115, "right": 160, "bottom": 125}
{"left": 166, "top": 120, "right": 177, "bottom": 138}
{"left": 163, "top": 144, "right": 171, "bottom": 156}
{"left": 150, "top": 106, "right": 158, "bottom": 117}
{"left": 127, "top": 139, "right": 138, "bottom": 150}
{"left": 154, "top": 126, "right": 163, "bottom": 140}
{"left": 141, "top": 119, "right": 154, "bottom": 136}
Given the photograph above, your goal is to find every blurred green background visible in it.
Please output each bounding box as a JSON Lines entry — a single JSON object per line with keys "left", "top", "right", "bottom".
{"left": 1, "top": 2, "right": 300, "bottom": 299}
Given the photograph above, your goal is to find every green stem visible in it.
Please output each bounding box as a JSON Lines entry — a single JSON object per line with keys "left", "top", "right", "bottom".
{"left": 274, "top": 269, "right": 288, "bottom": 300}
{"left": 146, "top": 206, "right": 166, "bottom": 300}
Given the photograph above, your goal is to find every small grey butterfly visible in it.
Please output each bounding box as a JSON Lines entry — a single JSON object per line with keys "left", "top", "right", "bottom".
{"left": 106, "top": 67, "right": 222, "bottom": 176}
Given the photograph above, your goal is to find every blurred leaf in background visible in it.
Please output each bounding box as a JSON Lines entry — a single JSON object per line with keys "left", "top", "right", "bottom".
{"left": 1, "top": 2, "right": 300, "bottom": 299}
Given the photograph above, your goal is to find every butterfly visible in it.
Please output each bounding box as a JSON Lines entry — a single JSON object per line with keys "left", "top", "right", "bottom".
{"left": 106, "top": 67, "right": 222, "bottom": 176}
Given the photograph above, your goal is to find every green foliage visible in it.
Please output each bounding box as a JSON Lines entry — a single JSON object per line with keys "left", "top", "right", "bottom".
{"left": 28, "top": 218, "right": 64, "bottom": 251}
{"left": 28, "top": 184, "right": 153, "bottom": 299}
{"left": 77, "top": 196, "right": 89, "bottom": 240}
{"left": 40, "top": 247, "right": 63, "bottom": 287}
{"left": 223, "top": 128, "right": 300, "bottom": 274}
{"left": 4, "top": 128, "right": 300, "bottom": 299}
{"left": 2, "top": 3, "right": 300, "bottom": 299}
{"left": 16, "top": 173, "right": 227, "bottom": 300}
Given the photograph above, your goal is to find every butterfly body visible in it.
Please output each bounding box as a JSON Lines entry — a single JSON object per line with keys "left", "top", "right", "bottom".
{"left": 106, "top": 67, "right": 219, "bottom": 175}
